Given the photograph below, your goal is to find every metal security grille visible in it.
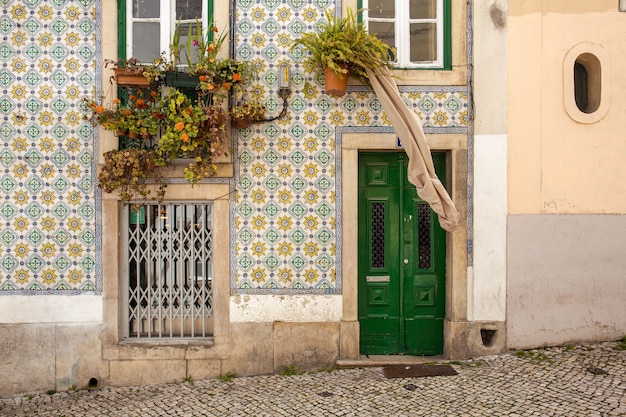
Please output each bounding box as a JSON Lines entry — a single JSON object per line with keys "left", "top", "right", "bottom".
{"left": 417, "top": 203, "right": 432, "bottom": 269}
{"left": 122, "top": 203, "right": 214, "bottom": 338}
{"left": 371, "top": 202, "right": 385, "bottom": 268}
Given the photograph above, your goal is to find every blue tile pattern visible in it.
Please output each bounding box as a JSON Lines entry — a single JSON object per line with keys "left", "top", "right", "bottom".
{"left": 0, "top": 0, "right": 98, "bottom": 292}
{"left": 0, "top": 0, "right": 467, "bottom": 295}
{"left": 232, "top": 0, "right": 467, "bottom": 293}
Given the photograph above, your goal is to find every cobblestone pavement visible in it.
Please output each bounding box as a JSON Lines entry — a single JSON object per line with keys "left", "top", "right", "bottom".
{"left": 2, "top": 341, "right": 626, "bottom": 416}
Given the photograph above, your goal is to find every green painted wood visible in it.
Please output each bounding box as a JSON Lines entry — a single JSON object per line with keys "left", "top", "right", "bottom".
{"left": 357, "top": 0, "right": 452, "bottom": 70}
{"left": 358, "top": 152, "right": 447, "bottom": 355}
{"left": 117, "top": 0, "right": 126, "bottom": 60}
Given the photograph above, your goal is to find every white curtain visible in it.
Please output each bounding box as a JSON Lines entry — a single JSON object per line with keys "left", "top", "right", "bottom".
{"left": 366, "top": 68, "right": 460, "bottom": 232}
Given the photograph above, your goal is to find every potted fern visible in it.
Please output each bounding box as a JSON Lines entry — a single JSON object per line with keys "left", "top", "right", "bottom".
{"left": 291, "top": 8, "right": 394, "bottom": 97}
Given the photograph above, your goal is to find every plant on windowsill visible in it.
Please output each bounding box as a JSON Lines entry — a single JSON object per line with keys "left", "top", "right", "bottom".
{"left": 105, "top": 57, "right": 165, "bottom": 87}
{"left": 85, "top": 89, "right": 164, "bottom": 138}
{"left": 154, "top": 90, "right": 230, "bottom": 183}
{"left": 290, "top": 8, "right": 394, "bottom": 97}
{"left": 164, "top": 19, "right": 256, "bottom": 102}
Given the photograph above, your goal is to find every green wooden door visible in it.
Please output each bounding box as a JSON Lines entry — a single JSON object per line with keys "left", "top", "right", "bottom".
{"left": 358, "top": 152, "right": 447, "bottom": 355}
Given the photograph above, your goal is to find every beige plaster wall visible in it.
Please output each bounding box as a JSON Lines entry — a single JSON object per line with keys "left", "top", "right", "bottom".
{"left": 507, "top": 214, "right": 626, "bottom": 348}
{"left": 506, "top": 0, "right": 626, "bottom": 350}
{"left": 508, "top": 0, "right": 626, "bottom": 214}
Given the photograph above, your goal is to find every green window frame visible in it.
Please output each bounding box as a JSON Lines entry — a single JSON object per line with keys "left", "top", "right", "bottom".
{"left": 358, "top": 0, "right": 452, "bottom": 70}
{"left": 117, "top": 0, "right": 214, "bottom": 63}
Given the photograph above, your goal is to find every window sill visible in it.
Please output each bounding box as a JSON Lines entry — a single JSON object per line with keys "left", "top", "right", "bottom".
{"left": 383, "top": 67, "right": 466, "bottom": 86}
{"left": 103, "top": 339, "right": 233, "bottom": 361}
{"left": 160, "top": 162, "right": 234, "bottom": 179}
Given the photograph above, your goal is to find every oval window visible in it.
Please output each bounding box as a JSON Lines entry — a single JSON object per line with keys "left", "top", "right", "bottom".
{"left": 574, "top": 53, "right": 601, "bottom": 114}
{"left": 564, "top": 44, "right": 610, "bottom": 124}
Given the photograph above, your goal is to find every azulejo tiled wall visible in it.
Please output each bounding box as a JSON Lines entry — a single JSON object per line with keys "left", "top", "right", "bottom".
{"left": 0, "top": 0, "right": 97, "bottom": 292}
{"left": 232, "top": 0, "right": 467, "bottom": 293}
{"left": 0, "top": 0, "right": 467, "bottom": 295}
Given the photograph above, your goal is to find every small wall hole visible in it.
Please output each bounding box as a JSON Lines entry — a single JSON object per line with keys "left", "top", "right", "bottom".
{"left": 88, "top": 378, "right": 98, "bottom": 388}
{"left": 480, "top": 329, "right": 497, "bottom": 347}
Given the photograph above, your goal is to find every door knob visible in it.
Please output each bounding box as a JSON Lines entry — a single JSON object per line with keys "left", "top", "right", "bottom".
{"left": 403, "top": 258, "right": 409, "bottom": 265}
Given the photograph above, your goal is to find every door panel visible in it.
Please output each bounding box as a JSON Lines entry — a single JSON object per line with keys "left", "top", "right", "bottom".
{"left": 359, "top": 152, "right": 447, "bottom": 356}
{"left": 358, "top": 186, "right": 401, "bottom": 354}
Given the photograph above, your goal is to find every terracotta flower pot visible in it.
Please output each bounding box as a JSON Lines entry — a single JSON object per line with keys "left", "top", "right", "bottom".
{"left": 231, "top": 116, "right": 251, "bottom": 129}
{"left": 324, "top": 66, "right": 349, "bottom": 97}
{"left": 113, "top": 68, "right": 151, "bottom": 87}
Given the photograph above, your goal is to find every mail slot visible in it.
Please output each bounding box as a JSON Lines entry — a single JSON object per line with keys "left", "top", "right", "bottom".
{"left": 366, "top": 275, "right": 390, "bottom": 283}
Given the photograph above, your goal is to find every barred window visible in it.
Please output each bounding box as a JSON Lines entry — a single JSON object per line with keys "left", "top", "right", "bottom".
{"left": 121, "top": 202, "right": 214, "bottom": 339}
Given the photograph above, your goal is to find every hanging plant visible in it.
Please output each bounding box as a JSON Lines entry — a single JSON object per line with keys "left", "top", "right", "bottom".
{"left": 230, "top": 98, "right": 266, "bottom": 129}
{"left": 155, "top": 90, "right": 230, "bottom": 184}
{"left": 85, "top": 89, "right": 164, "bottom": 138}
{"left": 97, "top": 148, "right": 166, "bottom": 202}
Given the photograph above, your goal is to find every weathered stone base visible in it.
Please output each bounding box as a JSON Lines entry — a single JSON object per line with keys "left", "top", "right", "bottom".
{"left": 445, "top": 320, "right": 507, "bottom": 360}
{"left": 0, "top": 321, "right": 346, "bottom": 398}
{"left": 0, "top": 324, "right": 107, "bottom": 398}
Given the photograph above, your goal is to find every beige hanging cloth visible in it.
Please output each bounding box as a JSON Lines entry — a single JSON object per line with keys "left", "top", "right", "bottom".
{"left": 365, "top": 68, "right": 459, "bottom": 232}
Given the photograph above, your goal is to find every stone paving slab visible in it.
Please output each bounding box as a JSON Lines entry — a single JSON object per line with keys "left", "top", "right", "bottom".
{"left": 1, "top": 341, "right": 625, "bottom": 416}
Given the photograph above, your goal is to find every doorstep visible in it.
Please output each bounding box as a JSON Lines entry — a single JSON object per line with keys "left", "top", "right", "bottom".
{"left": 337, "top": 355, "right": 447, "bottom": 368}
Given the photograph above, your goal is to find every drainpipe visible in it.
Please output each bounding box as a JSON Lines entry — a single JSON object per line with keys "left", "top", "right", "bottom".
{"left": 466, "top": 0, "right": 475, "bottom": 321}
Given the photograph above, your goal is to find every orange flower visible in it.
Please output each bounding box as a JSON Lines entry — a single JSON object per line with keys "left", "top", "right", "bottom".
{"left": 199, "top": 75, "right": 207, "bottom": 82}
{"left": 95, "top": 105, "right": 104, "bottom": 113}
{"left": 129, "top": 95, "right": 136, "bottom": 101}
{"left": 207, "top": 44, "right": 215, "bottom": 53}
{"left": 123, "top": 109, "right": 132, "bottom": 116}
{"left": 181, "top": 133, "right": 189, "bottom": 142}
{"left": 211, "top": 27, "right": 219, "bottom": 33}
{"left": 112, "top": 98, "right": 121, "bottom": 105}
{"left": 185, "top": 108, "right": 192, "bottom": 115}
{"left": 136, "top": 99, "right": 145, "bottom": 107}
{"left": 232, "top": 73, "right": 241, "bottom": 82}
{"left": 223, "top": 82, "right": 231, "bottom": 90}
{"left": 150, "top": 91, "right": 158, "bottom": 97}
{"left": 175, "top": 122, "right": 185, "bottom": 131}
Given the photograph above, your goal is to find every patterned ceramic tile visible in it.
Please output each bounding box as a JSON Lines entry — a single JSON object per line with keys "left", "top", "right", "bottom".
{"left": 232, "top": 1, "right": 467, "bottom": 294}
{"left": 0, "top": 0, "right": 98, "bottom": 292}
{"left": 0, "top": 0, "right": 466, "bottom": 295}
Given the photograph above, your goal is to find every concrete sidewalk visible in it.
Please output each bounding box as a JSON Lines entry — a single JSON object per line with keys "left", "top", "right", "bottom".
{"left": 1, "top": 341, "right": 625, "bottom": 416}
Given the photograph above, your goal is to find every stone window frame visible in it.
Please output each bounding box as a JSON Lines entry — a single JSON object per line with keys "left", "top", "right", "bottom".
{"left": 101, "top": 183, "right": 232, "bottom": 361}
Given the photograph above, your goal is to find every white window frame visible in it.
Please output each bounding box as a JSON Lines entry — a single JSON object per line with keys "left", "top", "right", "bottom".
{"left": 126, "top": 1, "right": 209, "bottom": 63}
{"left": 362, "top": 0, "right": 445, "bottom": 69}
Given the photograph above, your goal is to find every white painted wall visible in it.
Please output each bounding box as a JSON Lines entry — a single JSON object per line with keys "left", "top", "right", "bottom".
{"left": 230, "top": 295, "right": 342, "bottom": 322}
{"left": 471, "top": 135, "right": 507, "bottom": 321}
{"left": 471, "top": 0, "right": 508, "bottom": 322}
{"left": 0, "top": 295, "right": 103, "bottom": 324}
